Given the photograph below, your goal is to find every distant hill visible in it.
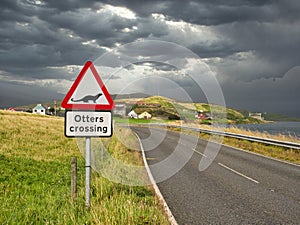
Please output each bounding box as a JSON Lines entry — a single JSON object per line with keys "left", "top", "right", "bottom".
{"left": 17, "top": 93, "right": 297, "bottom": 124}
{"left": 263, "top": 113, "right": 300, "bottom": 122}
{"left": 116, "top": 95, "right": 263, "bottom": 124}
{"left": 111, "top": 93, "right": 150, "bottom": 100}
{"left": 17, "top": 100, "right": 62, "bottom": 110}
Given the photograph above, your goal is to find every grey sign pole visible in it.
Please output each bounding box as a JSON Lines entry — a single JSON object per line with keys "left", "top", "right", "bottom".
{"left": 86, "top": 137, "right": 91, "bottom": 209}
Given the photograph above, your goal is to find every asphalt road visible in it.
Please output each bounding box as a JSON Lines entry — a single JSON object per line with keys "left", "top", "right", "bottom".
{"left": 132, "top": 126, "right": 300, "bottom": 225}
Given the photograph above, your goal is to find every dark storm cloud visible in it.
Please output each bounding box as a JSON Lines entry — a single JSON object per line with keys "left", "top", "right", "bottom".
{"left": 44, "top": 10, "right": 168, "bottom": 47}
{"left": 189, "top": 41, "right": 245, "bottom": 59}
{"left": 99, "top": 0, "right": 300, "bottom": 82}
{"left": 222, "top": 66, "right": 300, "bottom": 117}
{"left": 0, "top": 1, "right": 104, "bottom": 79}
{"left": 107, "top": 0, "right": 300, "bottom": 76}
{"left": 104, "top": 0, "right": 300, "bottom": 25}
{"left": 0, "top": 0, "right": 299, "bottom": 116}
{"left": 212, "top": 20, "right": 300, "bottom": 80}
{"left": 3, "top": 0, "right": 297, "bottom": 76}
{"left": 43, "top": 0, "right": 99, "bottom": 11}
{"left": 0, "top": 80, "right": 64, "bottom": 108}
{"left": 0, "top": 0, "right": 170, "bottom": 79}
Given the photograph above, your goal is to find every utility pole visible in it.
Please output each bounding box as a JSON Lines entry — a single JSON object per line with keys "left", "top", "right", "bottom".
{"left": 54, "top": 100, "right": 57, "bottom": 116}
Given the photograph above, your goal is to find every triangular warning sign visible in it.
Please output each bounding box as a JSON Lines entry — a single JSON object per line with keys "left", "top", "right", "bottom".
{"left": 61, "top": 61, "right": 114, "bottom": 110}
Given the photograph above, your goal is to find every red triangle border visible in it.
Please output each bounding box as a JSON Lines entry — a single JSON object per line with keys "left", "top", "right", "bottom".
{"left": 61, "top": 61, "right": 114, "bottom": 110}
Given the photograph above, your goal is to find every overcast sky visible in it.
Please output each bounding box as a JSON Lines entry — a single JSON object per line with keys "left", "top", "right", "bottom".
{"left": 0, "top": 0, "right": 299, "bottom": 117}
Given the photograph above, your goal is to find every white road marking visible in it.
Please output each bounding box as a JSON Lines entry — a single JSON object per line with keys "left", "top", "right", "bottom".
{"left": 218, "top": 163, "right": 259, "bottom": 184}
{"left": 192, "top": 148, "right": 210, "bottom": 159}
{"left": 192, "top": 147, "right": 259, "bottom": 184}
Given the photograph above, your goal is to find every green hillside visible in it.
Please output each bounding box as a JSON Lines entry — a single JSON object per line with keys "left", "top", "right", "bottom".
{"left": 132, "top": 96, "right": 180, "bottom": 120}
{"left": 263, "top": 113, "right": 300, "bottom": 122}
{"left": 118, "top": 96, "right": 263, "bottom": 124}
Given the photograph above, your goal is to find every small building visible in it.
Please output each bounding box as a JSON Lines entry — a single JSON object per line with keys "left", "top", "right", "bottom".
{"left": 249, "top": 112, "right": 263, "bottom": 120}
{"left": 113, "top": 104, "right": 126, "bottom": 118}
{"left": 138, "top": 111, "right": 152, "bottom": 119}
{"left": 8, "top": 107, "right": 30, "bottom": 113}
{"left": 32, "top": 104, "right": 46, "bottom": 115}
{"left": 136, "top": 101, "right": 146, "bottom": 106}
{"left": 195, "top": 111, "right": 212, "bottom": 120}
{"left": 128, "top": 110, "right": 138, "bottom": 119}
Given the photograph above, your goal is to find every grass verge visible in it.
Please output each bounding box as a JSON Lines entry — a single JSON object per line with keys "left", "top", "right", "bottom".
{"left": 166, "top": 123, "right": 300, "bottom": 164}
{"left": 199, "top": 132, "right": 300, "bottom": 164}
{"left": 0, "top": 110, "right": 168, "bottom": 224}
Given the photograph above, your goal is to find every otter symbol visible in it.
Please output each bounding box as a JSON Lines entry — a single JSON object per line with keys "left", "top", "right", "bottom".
{"left": 71, "top": 93, "right": 102, "bottom": 103}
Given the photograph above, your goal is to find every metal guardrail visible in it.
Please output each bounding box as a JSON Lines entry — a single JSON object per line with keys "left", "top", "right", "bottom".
{"left": 141, "top": 123, "right": 300, "bottom": 150}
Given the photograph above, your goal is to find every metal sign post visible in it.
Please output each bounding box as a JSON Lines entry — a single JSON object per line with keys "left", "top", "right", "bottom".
{"left": 85, "top": 137, "right": 91, "bottom": 209}
{"left": 62, "top": 61, "right": 114, "bottom": 209}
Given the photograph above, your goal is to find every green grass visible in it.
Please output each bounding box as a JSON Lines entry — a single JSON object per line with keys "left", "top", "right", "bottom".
{"left": 0, "top": 155, "right": 87, "bottom": 224}
{"left": 0, "top": 110, "right": 169, "bottom": 224}
{"left": 113, "top": 117, "right": 151, "bottom": 124}
{"left": 142, "top": 96, "right": 175, "bottom": 107}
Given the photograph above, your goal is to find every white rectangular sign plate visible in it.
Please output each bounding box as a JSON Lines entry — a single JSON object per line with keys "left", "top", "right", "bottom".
{"left": 65, "top": 111, "right": 112, "bottom": 137}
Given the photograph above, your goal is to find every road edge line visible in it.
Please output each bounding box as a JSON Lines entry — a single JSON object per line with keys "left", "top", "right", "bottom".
{"left": 134, "top": 132, "right": 178, "bottom": 225}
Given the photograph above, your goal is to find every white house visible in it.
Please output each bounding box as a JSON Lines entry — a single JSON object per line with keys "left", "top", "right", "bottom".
{"left": 138, "top": 111, "right": 152, "bottom": 119}
{"left": 249, "top": 112, "right": 263, "bottom": 120}
{"left": 128, "top": 110, "right": 138, "bottom": 119}
{"left": 32, "top": 104, "right": 46, "bottom": 115}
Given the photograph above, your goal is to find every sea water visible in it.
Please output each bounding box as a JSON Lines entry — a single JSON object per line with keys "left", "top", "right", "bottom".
{"left": 229, "top": 122, "right": 300, "bottom": 138}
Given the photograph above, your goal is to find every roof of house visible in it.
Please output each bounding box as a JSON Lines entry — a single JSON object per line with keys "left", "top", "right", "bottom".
{"left": 139, "top": 111, "right": 152, "bottom": 117}
{"left": 33, "top": 104, "right": 45, "bottom": 110}
{"left": 128, "top": 110, "right": 137, "bottom": 113}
